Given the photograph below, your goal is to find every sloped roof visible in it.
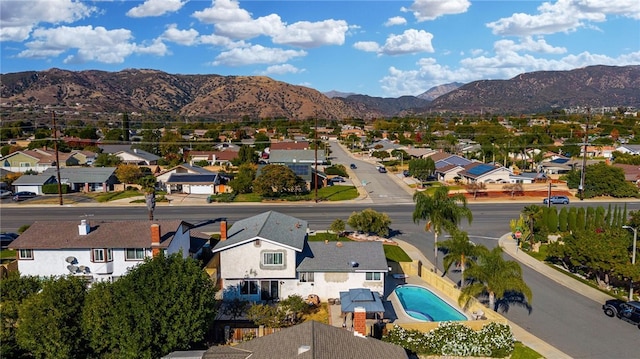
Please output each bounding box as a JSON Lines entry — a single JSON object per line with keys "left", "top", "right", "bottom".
{"left": 270, "top": 141, "right": 309, "bottom": 150}
{"left": 211, "top": 211, "right": 307, "bottom": 253}
{"left": 297, "top": 241, "right": 388, "bottom": 272}
{"left": 340, "top": 288, "right": 386, "bottom": 313}
{"left": 268, "top": 149, "right": 325, "bottom": 163}
{"left": 201, "top": 321, "right": 408, "bottom": 359}
{"left": 156, "top": 163, "right": 213, "bottom": 177}
{"left": 115, "top": 148, "right": 160, "bottom": 162}
{"left": 42, "top": 167, "right": 116, "bottom": 183}
{"left": 166, "top": 173, "right": 219, "bottom": 184}
{"left": 12, "top": 174, "right": 56, "bottom": 185}
{"left": 9, "top": 220, "right": 183, "bottom": 249}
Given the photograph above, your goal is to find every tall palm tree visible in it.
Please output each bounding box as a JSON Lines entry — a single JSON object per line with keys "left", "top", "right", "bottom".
{"left": 459, "top": 246, "right": 532, "bottom": 311}
{"left": 522, "top": 204, "right": 542, "bottom": 246}
{"left": 412, "top": 186, "right": 473, "bottom": 273}
{"left": 438, "top": 229, "right": 480, "bottom": 288}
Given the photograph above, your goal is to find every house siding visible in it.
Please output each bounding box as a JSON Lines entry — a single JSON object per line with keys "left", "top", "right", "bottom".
{"left": 290, "top": 272, "right": 384, "bottom": 300}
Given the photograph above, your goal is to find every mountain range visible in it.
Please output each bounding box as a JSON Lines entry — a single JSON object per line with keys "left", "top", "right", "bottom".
{"left": 1, "top": 65, "right": 638, "bottom": 120}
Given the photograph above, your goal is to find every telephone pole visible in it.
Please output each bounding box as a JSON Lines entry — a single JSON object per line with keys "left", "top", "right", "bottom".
{"left": 52, "top": 112, "right": 63, "bottom": 206}
{"left": 578, "top": 108, "right": 589, "bottom": 200}
{"left": 314, "top": 117, "right": 318, "bottom": 203}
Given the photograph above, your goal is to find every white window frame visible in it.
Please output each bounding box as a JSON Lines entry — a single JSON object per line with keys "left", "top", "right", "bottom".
{"left": 125, "top": 248, "right": 146, "bottom": 260}
{"left": 92, "top": 248, "right": 113, "bottom": 263}
{"left": 263, "top": 252, "right": 283, "bottom": 266}
{"left": 18, "top": 249, "right": 33, "bottom": 259}
{"left": 299, "top": 272, "right": 314, "bottom": 282}
{"left": 365, "top": 272, "right": 381, "bottom": 281}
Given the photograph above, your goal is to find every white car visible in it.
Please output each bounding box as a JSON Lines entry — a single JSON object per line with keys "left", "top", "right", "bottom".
{"left": 0, "top": 189, "right": 12, "bottom": 199}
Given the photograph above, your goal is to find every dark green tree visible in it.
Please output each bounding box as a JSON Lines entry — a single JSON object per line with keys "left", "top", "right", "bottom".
{"left": 82, "top": 253, "right": 217, "bottom": 359}
{"left": 347, "top": 208, "right": 392, "bottom": 237}
{"left": 408, "top": 157, "right": 436, "bottom": 184}
{"left": 438, "top": 229, "right": 481, "bottom": 288}
{"left": 94, "top": 153, "right": 122, "bottom": 167}
{"left": 235, "top": 145, "right": 258, "bottom": 165}
{"left": 16, "top": 276, "right": 87, "bottom": 359}
{"left": 576, "top": 207, "right": 586, "bottom": 231}
{"left": 563, "top": 162, "right": 639, "bottom": 198}
{"left": 558, "top": 207, "right": 568, "bottom": 232}
{"left": 229, "top": 164, "right": 256, "bottom": 194}
{"left": 253, "top": 165, "right": 306, "bottom": 197}
{"left": 567, "top": 207, "right": 577, "bottom": 232}
{"left": 0, "top": 274, "right": 42, "bottom": 359}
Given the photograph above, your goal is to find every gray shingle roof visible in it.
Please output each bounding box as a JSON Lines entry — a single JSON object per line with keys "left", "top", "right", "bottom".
{"left": 9, "top": 220, "right": 183, "bottom": 249}
{"left": 11, "top": 174, "right": 56, "bottom": 185}
{"left": 42, "top": 167, "right": 117, "bottom": 183}
{"left": 203, "top": 321, "right": 408, "bottom": 359}
{"left": 212, "top": 211, "right": 307, "bottom": 253}
{"left": 297, "top": 241, "right": 388, "bottom": 272}
{"left": 268, "top": 149, "right": 325, "bottom": 163}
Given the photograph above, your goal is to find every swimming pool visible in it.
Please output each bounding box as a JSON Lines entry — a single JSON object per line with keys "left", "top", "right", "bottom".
{"left": 394, "top": 285, "right": 467, "bottom": 322}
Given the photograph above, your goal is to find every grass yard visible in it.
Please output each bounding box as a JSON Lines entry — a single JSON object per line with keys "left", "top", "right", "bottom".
{"left": 91, "top": 190, "right": 145, "bottom": 202}
{"left": 511, "top": 341, "right": 544, "bottom": 359}
{"left": 384, "top": 244, "right": 412, "bottom": 262}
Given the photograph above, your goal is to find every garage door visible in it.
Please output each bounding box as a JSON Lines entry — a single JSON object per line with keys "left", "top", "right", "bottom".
{"left": 189, "top": 185, "right": 213, "bottom": 194}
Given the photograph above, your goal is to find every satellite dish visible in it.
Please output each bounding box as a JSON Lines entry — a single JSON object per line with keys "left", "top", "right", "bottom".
{"left": 65, "top": 256, "right": 77, "bottom": 264}
{"left": 78, "top": 265, "right": 86, "bottom": 273}
{"left": 67, "top": 265, "right": 78, "bottom": 273}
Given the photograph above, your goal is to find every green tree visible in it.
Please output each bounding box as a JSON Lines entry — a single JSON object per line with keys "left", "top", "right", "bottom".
{"left": 347, "top": 208, "right": 392, "bottom": 237}
{"left": 438, "top": 229, "right": 480, "bottom": 288}
{"left": 82, "top": 253, "right": 217, "bottom": 359}
{"left": 558, "top": 207, "right": 568, "bottom": 232}
{"left": 0, "top": 274, "right": 42, "bottom": 359}
{"left": 94, "top": 152, "right": 122, "bottom": 167}
{"left": 16, "top": 276, "right": 87, "bottom": 359}
{"left": 229, "top": 164, "right": 256, "bottom": 194}
{"left": 253, "top": 164, "right": 306, "bottom": 197}
{"left": 235, "top": 144, "right": 258, "bottom": 165}
{"left": 408, "top": 157, "right": 436, "bottom": 184}
{"left": 254, "top": 132, "right": 270, "bottom": 152}
{"left": 103, "top": 128, "right": 124, "bottom": 142}
{"left": 413, "top": 186, "right": 473, "bottom": 273}
{"left": 522, "top": 205, "right": 542, "bottom": 245}
{"left": 246, "top": 295, "right": 310, "bottom": 328}
{"left": 460, "top": 246, "right": 532, "bottom": 312}
{"left": 116, "top": 164, "right": 143, "bottom": 187}
{"left": 563, "top": 162, "right": 639, "bottom": 198}
{"left": 330, "top": 218, "right": 346, "bottom": 239}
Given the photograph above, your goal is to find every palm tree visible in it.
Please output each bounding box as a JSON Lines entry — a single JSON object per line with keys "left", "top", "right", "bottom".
{"left": 459, "top": 246, "right": 532, "bottom": 312}
{"left": 412, "top": 186, "right": 473, "bottom": 273}
{"left": 438, "top": 229, "right": 480, "bottom": 288}
{"left": 522, "top": 204, "right": 542, "bottom": 246}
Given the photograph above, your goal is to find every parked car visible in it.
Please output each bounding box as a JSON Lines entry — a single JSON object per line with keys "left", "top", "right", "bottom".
{"left": 12, "top": 191, "right": 37, "bottom": 201}
{"left": 0, "top": 232, "right": 19, "bottom": 249}
{"left": 402, "top": 170, "right": 410, "bottom": 177}
{"left": 602, "top": 299, "right": 640, "bottom": 329}
{"left": 350, "top": 163, "right": 357, "bottom": 169}
{"left": 0, "top": 189, "right": 12, "bottom": 199}
{"left": 331, "top": 176, "right": 346, "bottom": 183}
{"left": 377, "top": 167, "right": 387, "bottom": 173}
{"left": 543, "top": 195, "right": 570, "bottom": 205}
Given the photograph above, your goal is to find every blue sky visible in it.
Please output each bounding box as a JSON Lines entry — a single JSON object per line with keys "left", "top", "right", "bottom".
{"left": 1, "top": 0, "right": 639, "bottom": 97}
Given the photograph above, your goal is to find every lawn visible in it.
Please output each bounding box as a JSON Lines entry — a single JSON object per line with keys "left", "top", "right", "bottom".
{"left": 384, "top": 244, "right": 412, "bottom": 262}
{"left": 91, "top": 190, "right": 145, "bottom": 202}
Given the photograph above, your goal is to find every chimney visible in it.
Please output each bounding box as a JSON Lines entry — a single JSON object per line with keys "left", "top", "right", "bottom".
{"left": 78, "top": 219, "right": 90, "bottom": 235}
{"left": 353, "top": 307, "right": 367, "bottom": 337}
{"left": 220, "top": 220, "right": 227, "bottom": 241}
{"left": 151, "top": 224, "right": 161, "bottom": 256}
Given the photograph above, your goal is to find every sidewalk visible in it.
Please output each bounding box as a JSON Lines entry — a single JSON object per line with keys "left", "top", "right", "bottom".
{"left": 397, "top": 239, "right": 573, "bottom": 359}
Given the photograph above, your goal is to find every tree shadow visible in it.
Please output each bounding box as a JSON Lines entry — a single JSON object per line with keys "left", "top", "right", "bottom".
{"left": 495, "top": 291, "right": 533, "bottom": 314}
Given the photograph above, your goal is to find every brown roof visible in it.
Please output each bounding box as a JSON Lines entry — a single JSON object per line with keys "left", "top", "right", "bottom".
{"left": 9, "top": 220, "right": 183, "bottom": 250}
{"left": 270, "top": 141, "right": 309, "bottom": 150}
{"left": 427, "top": 151, "right": 453, "bottom": 162}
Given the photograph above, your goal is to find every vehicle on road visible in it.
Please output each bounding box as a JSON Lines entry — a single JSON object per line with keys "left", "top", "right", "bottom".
{"left": 0, "top": 232, "right": 19, "bottom": 249}
{"left": 0, "top": 189, "right": 12, "bottom": 199}
{"left": 350, "top": 163, "right": 357, "bottom": 169}
{"left": 602, "top": 299, "right": 640, "bottom": 329}
{"left": 376, "top": 166, "right": 387, "bottom": 173}
{"left": 12, "top": 191, "right": 37, "bottom": 201}
{"left": 331, "top": 176, "right": 346, "bottom": 183}
{"left": 543, "top": 195, "right": 570, "bottom": 205}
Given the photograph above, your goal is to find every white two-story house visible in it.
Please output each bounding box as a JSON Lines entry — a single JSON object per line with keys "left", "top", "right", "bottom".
{"left": 211, "top": 211, "right": 388, "bottom": 302}
{"left": 9, "top": 219, "right": 209, "bottom": 282}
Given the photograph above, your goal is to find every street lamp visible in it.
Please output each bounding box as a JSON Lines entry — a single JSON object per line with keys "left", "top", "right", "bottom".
{"left": 622, "top": 225, "right": 638, "bottom": 301}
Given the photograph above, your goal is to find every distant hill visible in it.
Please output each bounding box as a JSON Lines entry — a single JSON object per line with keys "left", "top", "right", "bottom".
{"left": 426, "top": 65, "right": 640, "bottom": 113}
{"left": 2, "top": 65, "right": 638, "bottom": 119}
{"left": 323, "top": 90, "right": 357, "bottom": 98}
{"left": 417, "top": 82, "right": 464, "bottom": 101}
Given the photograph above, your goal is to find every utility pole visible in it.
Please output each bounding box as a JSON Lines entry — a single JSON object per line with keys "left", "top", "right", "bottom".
{"left": 578, "top": 108, "right": 589, "bottom": 200}
{"left": 314, "top": 117, "right": 318, "bottom": 203}
{"left": 52, "top": 112, "right": 63, "bottom": 206}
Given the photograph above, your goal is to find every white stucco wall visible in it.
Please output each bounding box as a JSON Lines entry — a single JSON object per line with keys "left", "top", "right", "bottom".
{"left": 286, "top": 271, "right": 385, "bottom": 300}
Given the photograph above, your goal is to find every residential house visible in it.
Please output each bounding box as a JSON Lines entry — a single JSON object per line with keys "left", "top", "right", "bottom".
{"left": 173, "top": 320, "right": 409, "bottom": 359}
{"left": 430, "top": 152, "right": 473, "bottom": 182}
{"left": 42, "top": 167, "right": 118, "bottom": 192}
{"left": 616, "top": 144, "right": 640, "bottom": 156}
{"left": 8, "top": 220, "right": 209, "bottom": 282}
{"left": 270, "top": 140, "right": 310, "bottom": 151}
{"left": 457, "top": 163, "right": 512, "bottom": 184}
{"left": 404, "top": 147, "right": 436, "bottom": 159}
{"left": 186, "top": 150, "right": 238, "bottom": 166}
{"left": 210, "top": 211, "right": 388, "bottom": 303}
{"left": 613, "top": 163, "right": 640, "bottom": 186}
{"left": 164, "top": 173, "right": 228, "bottom": 195}
{"left": 580, "top": 145, "right": 616, "bottom": 159}
{"left": 367, "top": 139, "right": 403, "bottom": 158}
{"left": 0, "top": 148, "right": 58, "bottom": 173}
{"left": 114, "top": 148, "right": 160, "bottom": 165}
{"left": 156, "top": 164, "right": 216, "bottom": 192}
{"left": 265, "top": 149, "right": 327, "bottom": 189}
{"left": 11, "top": 173, "right": 57, "bottom": 194}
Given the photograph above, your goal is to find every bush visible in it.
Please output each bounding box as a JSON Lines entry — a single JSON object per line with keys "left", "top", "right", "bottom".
{"left": 208, "top": 193, "right": 236, "bottom": 203}
{"left": 324, "top": 164, "right": 347, "bottom": 177}
{"left": 42, "top": 183, "right": 69, "bottom": 194}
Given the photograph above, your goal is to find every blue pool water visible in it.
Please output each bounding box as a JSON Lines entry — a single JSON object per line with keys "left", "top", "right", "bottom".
{"left": 394, "top": 285, "right": 467, "bottom": 322}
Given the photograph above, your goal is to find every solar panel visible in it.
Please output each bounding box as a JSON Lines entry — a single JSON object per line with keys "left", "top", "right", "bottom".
{"left": 466, "top": 164, "right": 495, "bottom": 176}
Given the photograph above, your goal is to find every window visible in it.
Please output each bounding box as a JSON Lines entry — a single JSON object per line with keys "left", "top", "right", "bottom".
{"left": 241, "top": 280, "right": 258, "bottom": 295}
{"left": 366, "top": 272, "right": 381, "bottom": 281}
{"left": 18, "top": 249, "right": 33, "bottom": 259}
{"left": 92, "top": 248, "right": 113, "bottom": 262}
{"left": 263, "top": 252, "right": 283, "bottom": 266}
{"left": 125, "top": 248, "right": 145, "bottom": 260}
{"left": 299, "top": 272, "right": 314, "bottom": 282}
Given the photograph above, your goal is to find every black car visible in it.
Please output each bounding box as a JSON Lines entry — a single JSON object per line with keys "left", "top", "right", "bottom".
{"left": 12, "top": 191, "right": 37, "bottom": 201}
{"left": 0, "top": 232, "right": 19, "bottom": 249}
{"left": 602, "top": 299, "right": 640, "bottom": 329}
{"left": 350, "top": 163, "right": 357, "bottom": 169}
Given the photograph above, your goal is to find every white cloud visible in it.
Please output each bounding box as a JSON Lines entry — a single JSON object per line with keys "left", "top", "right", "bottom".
{"left": 495, "top": 37, "right": 566, "bottom": 55}
{"left": 126, "top": 0, "right": 187, "bottom": 18}
{"left": 385, "top": 16, "right": 407, "bottom": 27}
{"left": 261, "top": 64, "right": 305, "bottom": 75}
{"left": 161, "top": 24, "right": 199, "bottom": 46}
{"left": 193, "top": 0, "right": 348, "bottom": 48}
{"left": 272, "top": 19, "right": 348, "bottom": 48}
{"left": 401, "top": 0, "right": 471, "bottom": 22}
{"left": 487, "top": 0, "right": 640, "bottom": 36}
{"left": 16, "top": 25, "right": 168, "bottom": 64}
{"left": 0, "top": 0, "right": 95, "bottom": 42}
{"left": 353, "top": 41, "right": 380, "bottom": 52}
{"left": 212, "top": 44, "right": 307, "bottom": 66}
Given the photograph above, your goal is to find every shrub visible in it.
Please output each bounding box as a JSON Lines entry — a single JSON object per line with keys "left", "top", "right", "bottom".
{"left": 208, "top": 193, "right": 236, "bottom": 203}
{"left": 42, "top": 183, "right": 69, "bottom": 194}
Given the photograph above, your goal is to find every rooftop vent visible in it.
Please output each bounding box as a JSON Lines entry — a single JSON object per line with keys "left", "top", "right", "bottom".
{"left": 350, "top": 261, "right": 359, "bottom": 268}
{"left": 298, "top": 345, "right": 311, "bottom": 355}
